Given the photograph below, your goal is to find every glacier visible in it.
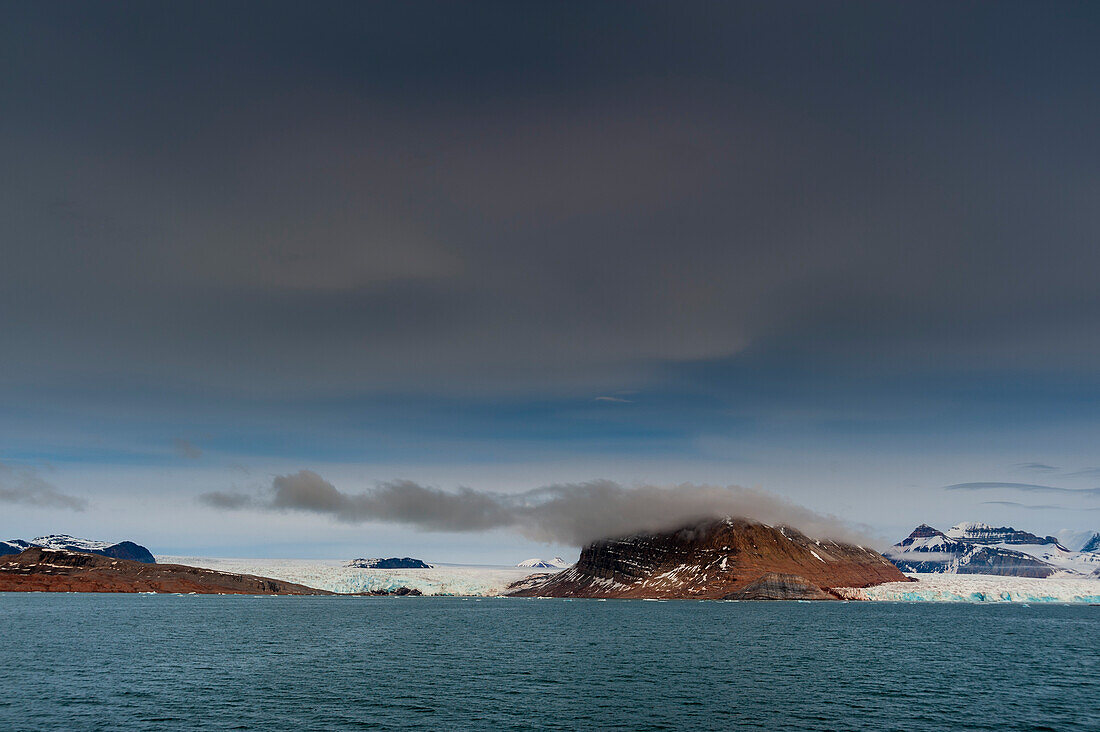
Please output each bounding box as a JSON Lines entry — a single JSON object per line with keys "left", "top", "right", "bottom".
{"left": 159, "top": 556, "right": 546, "bottom": 596}
{"left": 836, "top": 573, "right": 1100, "bottom": 603}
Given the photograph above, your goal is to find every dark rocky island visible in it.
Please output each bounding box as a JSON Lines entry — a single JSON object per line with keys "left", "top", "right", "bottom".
{"left": 507, "top": 518, "right": 908, "bottom": 600}
{"left": 346, "top": 557, "right": 433, "bottom": 569}
{"left": 0, "top": 547, "right": 331, "bottom": 594}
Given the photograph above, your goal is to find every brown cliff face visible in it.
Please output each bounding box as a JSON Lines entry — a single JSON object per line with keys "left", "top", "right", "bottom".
{"left": 0, "top": 548, "right": 331, "bottom": 595}
{"left": 508, "top": 518, "right": 909, "bottom": 599}
{"left": 723, "top": 573, "right": 836, "bottom": 600}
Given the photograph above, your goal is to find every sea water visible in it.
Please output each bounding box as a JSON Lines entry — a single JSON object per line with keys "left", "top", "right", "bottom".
{"left": 1, "top": 594, "right": 1096, "bottom": 730}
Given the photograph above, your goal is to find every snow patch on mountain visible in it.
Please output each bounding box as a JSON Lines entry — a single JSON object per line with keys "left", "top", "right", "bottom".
{"left": 31, "top": 535, "right": 115, "bottom": 551}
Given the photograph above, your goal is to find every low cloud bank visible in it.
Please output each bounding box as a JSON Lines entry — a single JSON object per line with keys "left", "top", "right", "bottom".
{"left": 200, "top": 471, "right": 870, "bottom": 546}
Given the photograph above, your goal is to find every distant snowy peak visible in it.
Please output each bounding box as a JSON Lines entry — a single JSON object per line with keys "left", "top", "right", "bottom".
{"left": 1081, "top": 533, "right": 1100, "bottom": 554}
{"left": 516, "top": 558, "right": 555, "bottom": 568}
{"left": 0, "top": 535, "right": 155, "bottom": 563}
{"left": 516, "top": 557, "right": 569, "bottom": 569}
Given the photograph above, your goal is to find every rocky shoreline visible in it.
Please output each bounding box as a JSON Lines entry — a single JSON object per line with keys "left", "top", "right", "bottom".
{"left": 0, "top": 547, "right": 332, "bottom": 595}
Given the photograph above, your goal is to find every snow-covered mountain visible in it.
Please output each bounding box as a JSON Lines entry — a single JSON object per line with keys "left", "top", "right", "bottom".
{"left": 516, "top": 557, "right": 569, "bottom": 569}
{"left": 32, "top": 534, "right": 116, "bottom": 551}
{"left": 0, "top": 535, "right": 155, "bottom": 564}
{"left": 887, "top": 523, "right": 1100, "bottom": 578}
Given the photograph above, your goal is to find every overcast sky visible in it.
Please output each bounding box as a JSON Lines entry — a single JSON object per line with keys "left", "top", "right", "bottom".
{"left": 3, "top": 2, "right": 1100, "bottom": 561}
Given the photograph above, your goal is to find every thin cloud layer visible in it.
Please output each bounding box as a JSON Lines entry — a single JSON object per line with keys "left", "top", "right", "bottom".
{"left": 200, "top": 471, "right": 872, "bottom": 546}
{"left": 1013, "top": 463, "right": 1059, "bottom": 474}
{"left": 981, "top": 501, "right": 1066, "bottom": 511}
{"left": 0, "top": 462, "right": 87, "bottom": 511}
{"left": 1064, "top": 468, "right": 1100, "bottom": 478}
{"left": 982, "top": 500, "right": 1100, "bottom": 512}
{"left": 945, "top": 482, "right": 1100, "bottom": 497}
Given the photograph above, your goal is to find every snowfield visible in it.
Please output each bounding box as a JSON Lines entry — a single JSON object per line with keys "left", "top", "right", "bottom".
{"left": 159, "top": 556, "right": 547, "bottom": 596}
{"left": 835, "top": 573, "right": 1100, "bottom": 603}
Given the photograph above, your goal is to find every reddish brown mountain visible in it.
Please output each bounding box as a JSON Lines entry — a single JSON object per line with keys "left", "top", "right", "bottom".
{"left": 508, "top": 518, "right": 909, "bottom": 600}
{"left": 0, "top": 547, "right": 331, "bottom": 595}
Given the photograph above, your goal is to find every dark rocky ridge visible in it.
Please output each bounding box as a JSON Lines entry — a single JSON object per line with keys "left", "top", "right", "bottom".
{"left": 948, "top": 524, "right": 1063, "bottom": 548}
{"left": 0, "top": 548, "right": 330, "bottom": 594}
{"left": 508, "top": 518, "right": 908, "bottom": 600}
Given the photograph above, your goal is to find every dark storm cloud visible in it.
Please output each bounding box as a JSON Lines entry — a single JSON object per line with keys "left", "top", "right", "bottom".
{"left": 945, "top": 482, "right": 1100, "bottom": 497}
{"left": 4, "top": 2, "right": 1100, "bottom": 403}
{"left": 204, "top": 471, "right": 871, "bottom": 546}
{"left": 0, "top": 462, "right": 87, "bottom": 511}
